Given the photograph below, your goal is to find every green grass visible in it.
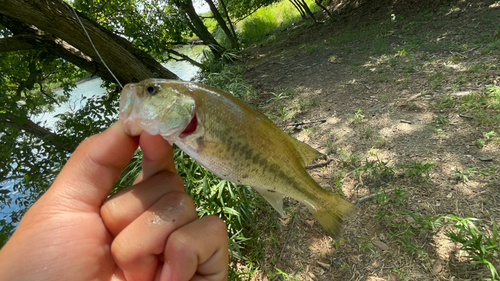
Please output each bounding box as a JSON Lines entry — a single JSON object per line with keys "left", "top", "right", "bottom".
{"left": 457, "top": 87, "right": 500, "bottom": 125}
{"left": 237, "top": 0, "right": 319, "bottom": 46}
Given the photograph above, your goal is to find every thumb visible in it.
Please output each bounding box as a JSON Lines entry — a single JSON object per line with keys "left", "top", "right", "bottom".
{"left": 44, "top": 120, "right": 139, "bottom": 212}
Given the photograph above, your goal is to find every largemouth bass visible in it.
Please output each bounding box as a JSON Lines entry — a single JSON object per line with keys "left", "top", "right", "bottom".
{"left": 119, "top": 79, "right": 358, "bottom": 238}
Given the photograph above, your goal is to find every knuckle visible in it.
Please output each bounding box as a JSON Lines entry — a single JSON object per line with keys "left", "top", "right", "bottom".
{"left": 158, "top": 190, "right": 195, "bottom": 211}
{"left": 155, "top": 171, "right": 184, "bottom": 189}
{"left": 111, "top": 236, "right": 140, "bottom": 265}
{"left": 203, "top": 216, "right": 228, "bottom": 238}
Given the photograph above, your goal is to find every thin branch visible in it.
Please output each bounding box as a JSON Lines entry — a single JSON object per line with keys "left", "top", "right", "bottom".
{"left": 37, "top": 82, "right": 61, "bottom": 106}
{"left": 351, "top": 188, "right": 395, "bottom": 204}
{"left": 279, "top": 118, "right": 326, "bottom": 127}
{"left": 166, "top": 49, "right": 203, "bottom": 68}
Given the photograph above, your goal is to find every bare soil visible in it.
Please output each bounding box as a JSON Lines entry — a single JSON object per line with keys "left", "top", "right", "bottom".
{"left": 235, "top": 1, "right": 500, "bottom": 280}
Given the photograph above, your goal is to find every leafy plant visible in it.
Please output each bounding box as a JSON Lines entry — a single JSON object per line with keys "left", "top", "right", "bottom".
{"left": 476, "top": 139, "right": 485, "bottom": 148}
{"left": 298, "top": 97, "right": 322, "bottom": 110}
{"left": 443, "top": 215, "right": 500, "bottom": 280}
{"left": 349, "top": 108, "right": 364, "bottom": 124}
{"left": 439, "top": 94, "right": 454, "bottom": 109}
{"left": 453, "top": 167, "right": 478, "bottom": 182}
{"left": 174, "top": 149, "right": 262, "bottom": 263}
{"left": 434, "top": 114, "right": 450, "bottom": 126}
{"left": 399, "top": 160, "right": 435, "bottom": 183}
{"left": 267, "top": 267, "right": 302, "bottom": 281}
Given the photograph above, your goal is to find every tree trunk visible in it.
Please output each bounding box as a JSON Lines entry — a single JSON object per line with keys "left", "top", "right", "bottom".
{"left": 204, "top": 0, "right": 239, "bottom": 50}
{"left": 315, "top": 0, "right": 332, "bottom": 17}
{"left": 298, "top": 0, "right": 317, "bottom": 24}
{"left": 174, "top": 0, "right": 226, "bottom": 59}
{"left": 289, "top": 0, "right": 307, "bottom": 19}
{"left": 219, "top": 0, "right": 238, "bottom": 49}
{"left": 0, "top": 0, "right": 179, "bottom": 85}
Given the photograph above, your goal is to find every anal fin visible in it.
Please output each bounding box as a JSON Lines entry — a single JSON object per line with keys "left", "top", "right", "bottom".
{"left": 254, "top": 187, "right": 284, "bottom": 216}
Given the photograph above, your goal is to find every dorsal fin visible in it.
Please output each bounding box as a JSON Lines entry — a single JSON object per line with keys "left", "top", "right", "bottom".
{"left": 286, "top": 135, "right": 323, "bottom": 167}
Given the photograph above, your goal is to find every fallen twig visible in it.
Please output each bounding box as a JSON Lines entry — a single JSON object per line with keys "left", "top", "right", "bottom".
{"left": 351, "top": 188, "right": 395, "bottom": 204}
{"left": 306, "top": 158, "right": 333, "bottom": 169}
{"left": 280, "top": 119, "right": 326, "bottom": 127}
{"left": 278, "top": 212, "right": 297, "bottom": 262}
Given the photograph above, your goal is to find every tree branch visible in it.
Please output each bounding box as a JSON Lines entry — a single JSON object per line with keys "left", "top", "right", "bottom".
{"left": 0, "top": 35, "right": 37, "bottom": 52}
{"left": 166, "top": 49, "right": 203, "bottom": 68}
{"left": 5, "top": 118, "right": 76, "bottom": 152}
{"left": 0, "top": 0, "right": 179, "bottom": 83}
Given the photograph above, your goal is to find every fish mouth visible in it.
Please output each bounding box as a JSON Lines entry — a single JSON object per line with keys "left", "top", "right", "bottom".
{"left": 119, "top": 83, "right": 143, "bottom": 136}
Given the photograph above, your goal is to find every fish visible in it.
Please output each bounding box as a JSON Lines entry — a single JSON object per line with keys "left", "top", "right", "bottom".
{"left": 119, "top": 78, "right": 358, "bottom": 238}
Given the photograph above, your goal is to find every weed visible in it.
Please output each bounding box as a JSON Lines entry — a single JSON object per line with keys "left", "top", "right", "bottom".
{"left": 453, "top": 167, "right": 478, "bottom": 182}
{"left": 434, "top": 114, "right": 450, "bottom": 126}
{"left": 349, "top": 108, "right": 364, "bottom": 124}
{"left": 432, "top": 126, "right": 444, "bottom": 136}
{"left": 268, "top": 267, "right": 302, "bottom": 281}
{"left": 404, "top": 208, "right": 442, "bottom": 234}
{"left": 359, "top": 125, "right": 373, "bottom": 139}
{"left": 298, "top": 97, "right": 322, "bottom": 110}
{"left": 302, "top": 126, "right": 316, "bottom": 134}
{"left": 368, "top": 147, "right": 381, "bottom": 155}
{"left": 331, "top": 238, "right": 347, "bottom": 249}
{"left": 374, "top": 136, "right": 387, "bottom": 147}
{"left": 360, "top": 237, "right": 375, "bottom": 253}
{"left": 359, "top": 158, "right": 397, "bottom": 181}
{"left": 439, "top": 94, "right": 454, "bottom": 109}
{"left": 279, "top": 106, "right": 293, "bottom": 121}
{"left": 324, "top": 141, "right": 340, "bottom": 155}
{"left": 392, "top": 266, "right": 409, "bottom": 281}
{"left": 399, "top": 160, "right": 435, "bottom": 183}
{"left": 443, "top": 215, "right": 500, "bottom": 280}
{"left": 267, "top": 91, "right": 290, "bottom": 102}
{"left": 476, "top": 139, "right": 485, "bottom": 148}
{"left": 485, "top": 131, "right": 498, "bottom": 140}
{"left": 339, "top": 150, "right": 361, "bottom": 169}
{"left": 331, "top": 170, "right": 346, "bottom": 189}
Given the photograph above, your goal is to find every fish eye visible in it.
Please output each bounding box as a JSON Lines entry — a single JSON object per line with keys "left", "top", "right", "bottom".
{"left": 145, "top": 86, "right": 156, "bottom": 95}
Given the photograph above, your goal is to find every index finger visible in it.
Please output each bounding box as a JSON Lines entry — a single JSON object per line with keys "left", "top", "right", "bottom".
{"left": 136, "top": 133, "right": 176, "bottom": 182}
{"left": 46, "top": 120, "right": 139, "bottom": 211}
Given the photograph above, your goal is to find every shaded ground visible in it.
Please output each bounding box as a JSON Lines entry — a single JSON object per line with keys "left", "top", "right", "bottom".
{"left": 234, "top": 1, "right": 500, "bottom": 280}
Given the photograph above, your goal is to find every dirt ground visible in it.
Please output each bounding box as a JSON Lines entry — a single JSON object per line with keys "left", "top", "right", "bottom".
{"left": 233, "top": 1, "right": 500, "bottom": 280}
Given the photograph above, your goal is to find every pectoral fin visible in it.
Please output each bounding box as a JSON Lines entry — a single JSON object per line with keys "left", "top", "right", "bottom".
{"left": 253, "top": 187, "right": 284, "bottom": 216}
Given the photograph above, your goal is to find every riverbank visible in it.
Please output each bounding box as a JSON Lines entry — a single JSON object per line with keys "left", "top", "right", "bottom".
{"left": 234, "top": 1, "right": 500, "bottom": 280}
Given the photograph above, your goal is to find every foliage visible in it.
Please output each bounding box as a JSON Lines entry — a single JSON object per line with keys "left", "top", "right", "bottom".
{"left": 0, "top": 47, "right": 94, "bottom": 240}
{"left": 174, "top": 149, "right": 262, "bottom": 262}
{"left": 398, "top": 160, "right": 435, "bottom": 183}
{"left": 237, "top": 0, "right": 317, "bottom": 45}
{"left": 443, "top": 215, "right": 500, "bottom": 280}
{"left": 74, "top": 0, "right": 190, "bottom": 60}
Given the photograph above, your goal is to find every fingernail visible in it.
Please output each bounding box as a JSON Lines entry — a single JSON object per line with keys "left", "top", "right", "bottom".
{"left": 160, "top": 262, "right": 172, "bottom": 281}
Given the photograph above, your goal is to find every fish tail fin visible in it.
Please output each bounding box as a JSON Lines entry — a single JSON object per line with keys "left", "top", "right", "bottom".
{"left": 307, "top": 193, "right": 359, "bottom": 239}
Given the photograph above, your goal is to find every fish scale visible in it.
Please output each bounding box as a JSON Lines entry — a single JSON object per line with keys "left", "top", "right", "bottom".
{"left": 119, "top": 78, "right": 358, "bottom": 238}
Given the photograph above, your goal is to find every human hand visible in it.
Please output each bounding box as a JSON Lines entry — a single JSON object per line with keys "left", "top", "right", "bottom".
{"left": 0, "top": 121, "right": 228, "bottom": 281}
